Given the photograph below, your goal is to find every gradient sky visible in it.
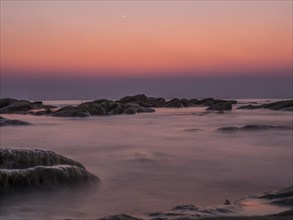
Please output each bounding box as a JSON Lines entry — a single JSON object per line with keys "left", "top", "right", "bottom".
{"left": 1, "top": 1, "right": 292, "bottom": 99}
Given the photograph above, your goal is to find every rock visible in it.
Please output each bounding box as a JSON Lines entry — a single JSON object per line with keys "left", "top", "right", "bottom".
{"left": 194, "top": 98, "right": 215, "bottom": 106}
{"left": 99, "top": 214, "right": 142, "bottom": 220}
{"left": 30, "top": 108, "right": 53, "bottom": 116}
{"left": 32, "top": 101, "right": 43, "bottom": 105}
{"left": 0, "top": 116, "right": 31, "bottom": 126}
{"left": 237, "top": 104, "right": 260, "bottom": 110}
{"left": 224, "top": 199, "right": 231, "bottom": 205}
{"left": 52, "top": 106, "right": 90, "bottom": 117}
{"left": 217, "top": 127, "right": 239, "bottom": 132}
{"left": 165, "top": 98, "right": 184, "bottom": 108}
{"left": 217, "top": 125, "right": 291, "bottom": 132}
{"left": 281, "top": 107, "right": 293, "bottom": 111}
{"left": 188, "top": 98, "right": 199, "bottom": 106}
{"left": 119, "top": 94, "right": 148, "bottom": 104}
{"left": 0, "top": 148, "right": 99, "bottom": 191}
{"left": 238, "top": 100, "right": 293, "bottom": 111}
{"left": 206, "top": 102, "right": 232, "bottom": 111}
{"left": 0, "top": 98, "right": 17, "bottom": 108}
{"left": 146, "top": 97, "right": 166, "bottom": 107}
{"left": 0, "top": 101, "right": 33, "bottom": 113}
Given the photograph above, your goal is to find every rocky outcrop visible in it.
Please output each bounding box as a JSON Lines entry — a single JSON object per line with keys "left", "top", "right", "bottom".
{"left": 206, "top": 102, "right": 232, "bottom": 111}
{"left": 0, "top": 116, "right": 31, "bottom": 126}
{"left": 0, "top": 98, "right": 56, "bottom": 114}
{"left": 98, "top": 186, "right": 293, "bottom": 220}
{"left": 237, "top": 100, "right": 293, "bottom": 111}
{"left": 52, "top": 106, "right": 90, "bottom": 117}
{"left": 0, "top": 148, "right": 99, "bottom": 191}
{"left": 217, "top": 125, "right": 292, "bottom": 132}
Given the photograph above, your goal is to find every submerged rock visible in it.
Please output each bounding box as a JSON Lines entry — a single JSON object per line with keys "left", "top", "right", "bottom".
{"left": 217, "top": 125, "right": 292, "bottom": 132}
{"left": 0, "top": 116, "right": 31, "bottom": 126}
{"left": 0, "top": 148, "right": 99, "bottom": 191}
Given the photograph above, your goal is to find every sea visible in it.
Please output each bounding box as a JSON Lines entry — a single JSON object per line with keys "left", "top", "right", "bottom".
{"left": 0, "top": 99, "right": 292, "bottom": 219}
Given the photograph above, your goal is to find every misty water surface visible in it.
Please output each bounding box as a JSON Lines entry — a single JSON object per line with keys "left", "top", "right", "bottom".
{"left": 0, "top": 100, "right": 292, "bottom": 219}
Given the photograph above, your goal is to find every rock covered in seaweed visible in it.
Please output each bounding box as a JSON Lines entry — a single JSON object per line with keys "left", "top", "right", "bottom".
{"left": 0, "top": 116, "right": 31, "bottom": 126}
{"left": 0, "top": 148, "right": 99, "bottom": 191}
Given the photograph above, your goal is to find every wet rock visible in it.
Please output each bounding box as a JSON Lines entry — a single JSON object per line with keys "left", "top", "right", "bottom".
{"left": 165, "top": 98, "right": 185, "bottom": 108}
{"left": 0, "top": 98, "right": 17, "bottom": 108}
{"left": 99, "top": 214, "right": 142, "bottom": 220}
{"left": 257, "top": 186, "right": 293, "bottom": 206}
{"left": 237, "top": 104, "right": 260, "bottom": 110}
{"left": 217, "top": 125, "right": 291, "bottom": 132}
{"left": 224, "top": 199, "right": 231, "bottom": 205}
{"left": 0, "top": 148, "right": 99, "bottom": 191}
{"left": 119, "top": 94, "right": 148, "bottom": 104}
{"left": 206, "top": 102, "right": 232, "bottom": 111}
{"left": 188, "top": 98, "right": 199, "bottom": 106}
{"left": 0, "top": 116, "right": 31, "bottom": 126}
{"left": 237, "top": 100, "right": 293, "bottom": 111}
{"left": 29, "top": 108, "right": 53, "bottom": 116}
{"left": 146, "top": 97, "right": 166, "bottom": 107}
{"left": 52, "top": 106, "right": 90, "bottom": 117}
{"left": 194, "top": 98, "right": 215, "bottom": 106}
{"left": 0, "top": 101, "right": 33, "bottom": 113}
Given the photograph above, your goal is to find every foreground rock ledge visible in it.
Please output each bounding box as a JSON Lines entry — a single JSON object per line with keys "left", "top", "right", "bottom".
{"left": 0, "top": 148, "right": 99, "bottom": 191}
{"left": 98, "top": 186, "right": 293, "bottom": 220}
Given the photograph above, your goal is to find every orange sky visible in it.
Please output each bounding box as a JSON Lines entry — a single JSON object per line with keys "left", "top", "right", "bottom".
{"left": 1, "top": 1, "right": 292, "bottom": 77}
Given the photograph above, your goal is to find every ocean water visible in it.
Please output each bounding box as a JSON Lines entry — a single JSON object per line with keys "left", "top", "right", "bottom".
{"left": 0, "top": 99, "right": 292, "bottom": 219}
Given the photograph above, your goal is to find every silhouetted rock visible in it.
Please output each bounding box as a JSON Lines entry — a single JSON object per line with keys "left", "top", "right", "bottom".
{"left": 0, "top": 98, "right": 17, "bottom": 108}
{"left": 0, "top": 101, "right": 33, "bottom": 113}
{"left": 52, "top": 106, "right": 90, "bottom": 117}
{"left": 237, "top": 104, "right": 260, "bottom": 110}
{"left": 29, "top": 108, "right": 53, "bottom": 116}
{"left": 195, "top": 98, "right": 215, "bottom": 106}
{"left": 237, "top": 100, "right": 293, "bottom": 111}
{"left": 99, "top": 214, "right": 142, "bottom": 220}
{"left": 0, "top": 148, "right": 99, "bottom": 191}
{"left": 119, "top": 94, "right": 148, "bottom": 104}
{"left": 188, "top": 98, "right": 199, "bottom": 106}
{"left": 224, "top": 199, "right": 231, "bottom": 205}
{"left": 165, "top": 98, "right": 185, "bottom": 108}
{"left": 206, "top": 102, "right": 232, "bottom": 111}
{"left": 146, "top": 97, "right": 166, "bottom": 107}
{"left": 217, "top": 125, "right": 291, "bottom": 132}
{"left": 0, "top": 116, "right": 31, "bottom": 126}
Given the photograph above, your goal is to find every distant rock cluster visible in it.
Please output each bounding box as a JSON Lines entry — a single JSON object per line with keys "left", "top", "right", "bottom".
{"left": 1, "top": 95, "right": 292, "bottom": 118}
{"left": 237, "top": 100, "right": 293, "bottom": 111}
{"left": 0, "top": 148, "right": 99, "bottom": 191}
{"left": 0, "top": 95, "right": 238, "bottom": 117}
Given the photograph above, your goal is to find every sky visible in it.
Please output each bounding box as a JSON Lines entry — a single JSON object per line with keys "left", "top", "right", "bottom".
{"left": 0, "top": 1, "right": 292, "bottom": 99}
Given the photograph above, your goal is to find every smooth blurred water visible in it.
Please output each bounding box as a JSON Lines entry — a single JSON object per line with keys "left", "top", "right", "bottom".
{"left": 0, "top": 100, "right": 292, "bottom": 219}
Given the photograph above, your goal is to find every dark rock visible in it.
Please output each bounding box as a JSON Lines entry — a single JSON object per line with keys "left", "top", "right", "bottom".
{"left": 0, "top": 148, "right": 99, "bottom": 191}
{"left": 165, "top": 98, "right": 184, "bottom": 108}
{"left": 0, "top": 98, "right": 17, "bottom": 108}
{"left": 0, "top": 101, "right": 33, "bottom": 113}
{"left": 217, "top": 127, "right": 239, "bottom": 132}
{"left": 52, "top": 106, "right": 90, "bottom": 117}
{"left": 194, "top": 98, "right": 215, "bottom": 106}
{"left": 99, "top": 214, "right": 142, "bottom": 220}
{"left": 32, "top": 101, "right": 43, "bottom": 105}
{"left": 30, "top": 109, "right": 53, "bottom": 116}
{"left": 224, "top": 199, "right": 231, "bottom": 205}
{"left": 0, "top": 116, "right": 31, "bottom": 126}
{"left": 238, "top": 100, "right": 293, "bottom": 111}
{"left": 206, "top": 102, "right": 232, "bottom": 111}
{"left": 146, "top": 97, "right": 166, "bottom": 107}
{"left": 218, "top": 125, "right": 291, "bottom": 132}
{"left": 119, "top": 94, "right": 148, "bottom": 104}
{"left": 188, "top": 98, "right": 199, "bottom": 106}
{"left": 237, "top": 104, "right": 260, "bottom": 110}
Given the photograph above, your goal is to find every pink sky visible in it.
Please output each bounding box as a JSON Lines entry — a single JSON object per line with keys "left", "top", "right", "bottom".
{"left": 1, "top": 1, "right": 292, "bottom": 78}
